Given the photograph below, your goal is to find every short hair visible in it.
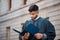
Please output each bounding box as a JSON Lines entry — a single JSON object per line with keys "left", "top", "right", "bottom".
{"left": 28, "top": 5, "right": 39, "bottom": 12}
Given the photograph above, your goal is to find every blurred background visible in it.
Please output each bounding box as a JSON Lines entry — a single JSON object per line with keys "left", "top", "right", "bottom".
{"left": 0, "top": 0, "right": 60, "bottom": 40}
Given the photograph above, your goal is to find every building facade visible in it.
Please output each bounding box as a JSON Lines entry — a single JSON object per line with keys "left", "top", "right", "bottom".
{"left": 0, "top": 0, "right": 60, "bottom": 40}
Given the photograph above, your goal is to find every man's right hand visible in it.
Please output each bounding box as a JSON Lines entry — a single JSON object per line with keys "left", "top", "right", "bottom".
{"left": 22, "top": 32, "right": 30, "bottom": 40}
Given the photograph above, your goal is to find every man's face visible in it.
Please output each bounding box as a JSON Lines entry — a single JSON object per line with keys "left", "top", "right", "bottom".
{"left": 29, "top": 11, "right": 39, "bottom": 19}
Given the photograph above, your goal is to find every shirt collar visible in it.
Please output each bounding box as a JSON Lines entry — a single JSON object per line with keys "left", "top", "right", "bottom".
{"left": 34, "top": 16, "right": 40, "bottom": 20}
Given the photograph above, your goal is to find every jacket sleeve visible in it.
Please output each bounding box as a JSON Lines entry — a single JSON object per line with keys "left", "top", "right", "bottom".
{"left": 21, "top": 20, "right": 29, "bottom": 36}
{"left": 44, "top": 19, "right": 56, "bottom": 40}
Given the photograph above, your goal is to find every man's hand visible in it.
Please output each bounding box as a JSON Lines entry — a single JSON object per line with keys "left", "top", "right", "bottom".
{"left": 22, "top": 32, "right": 30, "bottom": 40}
{"left": 34, "top": 33, "right": 43, "bottom": 39}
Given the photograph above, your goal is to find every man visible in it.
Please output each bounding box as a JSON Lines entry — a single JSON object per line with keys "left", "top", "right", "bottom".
{"left": 21, "top": 5, "right": 56, "bottom": 40}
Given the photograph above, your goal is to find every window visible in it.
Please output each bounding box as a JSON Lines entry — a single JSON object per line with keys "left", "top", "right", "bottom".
{"left": 8, "top": 0, "right": 11, "bottom": 10}
{"left": 6, "top": 26, "right": 10, "bottom": 40}
{"left": 11, "top": 0, "right": 24, "bottom": 10}
{"left": 23, "top": 0, "right": 27, "bottom": 5}
{"left": 1, "top": 0, "right": 11, "bottom": 14}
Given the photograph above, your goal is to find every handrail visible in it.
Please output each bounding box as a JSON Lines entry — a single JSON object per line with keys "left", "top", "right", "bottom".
{"left": 0, "top": 0, "right": 42, "bottom": 17}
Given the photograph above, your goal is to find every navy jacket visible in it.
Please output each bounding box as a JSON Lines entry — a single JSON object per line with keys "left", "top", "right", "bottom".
{"left": 22, "top": 17, "right": 56, "bottom": 40}
{"left": 13, "top": 17, "right": 56, "bottom": 40}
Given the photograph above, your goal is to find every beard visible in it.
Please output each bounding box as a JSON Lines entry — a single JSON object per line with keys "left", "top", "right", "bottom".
{"left": 31, "top": 15, "right": 38, "bottom": 19}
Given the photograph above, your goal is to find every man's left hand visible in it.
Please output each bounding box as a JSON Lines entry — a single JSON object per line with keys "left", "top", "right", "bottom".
{"left": 34, "top": 33, "right": 43, "bottom": 39}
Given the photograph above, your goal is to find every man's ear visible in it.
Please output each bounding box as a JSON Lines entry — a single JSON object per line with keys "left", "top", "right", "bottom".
{"left": 38, "top": 11, "right": 39, "bottom": 13}
{"left": 36, "top": 11, "right": 39, "bottom": 14}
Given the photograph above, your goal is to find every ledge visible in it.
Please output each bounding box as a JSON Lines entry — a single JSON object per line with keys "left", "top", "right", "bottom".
{"left": 0, "top": 0, "right": 60, "bottom": 23}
